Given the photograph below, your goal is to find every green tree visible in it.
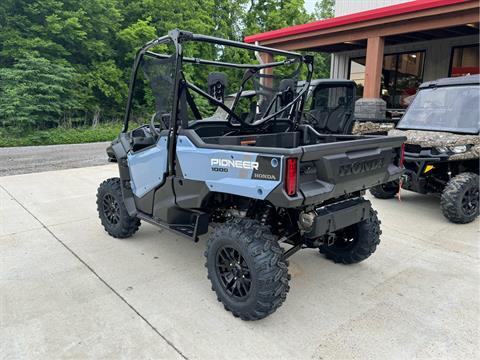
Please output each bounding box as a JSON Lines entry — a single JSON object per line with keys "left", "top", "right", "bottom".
{"left": 118, "top": 18, "right": 157, "bottom": 62}
{"left": 0, "top": 0, "right": 333, "bottom": 134}
{"left": 314, "top": 0, "right": 335, "bottom": 20}
{"left": 0, "top": 56, "right": 80, "bottom": 130}
{"left": 311, "top": 0, "right": 335, "bottom": 79}
{"left": 242, "top": 1, "right": 333, "bottom": 79}
{"left": 0, "top": 0, "right": 126, "bottom": 126}
{"left": 244, "top": 0, "right": 312, "bottom": 36}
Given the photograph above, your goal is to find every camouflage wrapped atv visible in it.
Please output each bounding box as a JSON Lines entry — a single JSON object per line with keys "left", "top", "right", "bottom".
{"left": 351, "top": 120, "right": 395, "bottom": 136}
{"left": 370, "top": 75, "right": 479, "bottom": 224}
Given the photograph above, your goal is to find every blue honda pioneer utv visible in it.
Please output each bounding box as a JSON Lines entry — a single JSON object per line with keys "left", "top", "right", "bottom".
{"left": 97, "top": 30, "right": 406, "bottom": 320}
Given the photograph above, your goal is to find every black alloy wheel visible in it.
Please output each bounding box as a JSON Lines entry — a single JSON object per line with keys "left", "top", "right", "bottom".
{"left": 216, "top": 246, "right": 252, "bottom": 299}
{"left": 462, "top": 187, "right": 479, "bottom": 217}
{"left": 102, "top": 193, "right": 120, "bottom": 226}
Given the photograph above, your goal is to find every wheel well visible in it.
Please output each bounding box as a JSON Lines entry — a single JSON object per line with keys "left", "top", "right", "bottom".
{"left": 456, "top": 159, "right": 479, "bottom": 175}
{"left": 205, "top": 192, "right": 297, "bottom": 234}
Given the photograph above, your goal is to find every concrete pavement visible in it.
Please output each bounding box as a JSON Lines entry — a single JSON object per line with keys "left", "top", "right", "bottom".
{"left": 1, "top": 165, "right": 479, "bottom": 359}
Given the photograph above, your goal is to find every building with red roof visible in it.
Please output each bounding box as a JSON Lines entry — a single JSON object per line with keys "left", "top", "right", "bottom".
{"left": 245, "top": 0, "right": 479, "bottom": 118}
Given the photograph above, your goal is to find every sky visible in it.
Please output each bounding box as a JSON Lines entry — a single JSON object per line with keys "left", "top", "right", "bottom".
{"left": 304, "top": 0, "right": 317, "bottom": 14}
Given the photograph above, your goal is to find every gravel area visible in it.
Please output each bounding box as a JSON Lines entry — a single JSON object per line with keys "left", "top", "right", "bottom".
{"left": 0, "top": 142, "right": 110, "bottom": 176}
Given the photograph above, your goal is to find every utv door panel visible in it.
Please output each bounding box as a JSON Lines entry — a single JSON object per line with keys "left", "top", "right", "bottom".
{"left": 127, "top": 136, "right": 168, "bottom": 198}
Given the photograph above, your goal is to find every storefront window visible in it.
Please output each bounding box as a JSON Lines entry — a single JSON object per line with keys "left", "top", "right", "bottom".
{"left": 449, "top": 44, "right": 479, "bottom": 77}
{"left": 349, "top": 51, "right": 425, "bottom": 108}
{"left": 349, "top": 58, "right": 366, "bottom": 99}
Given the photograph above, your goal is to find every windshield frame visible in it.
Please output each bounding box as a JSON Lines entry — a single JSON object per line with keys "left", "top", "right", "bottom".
{"left": 396, "top": 84, "right": 480, "bottom": 135}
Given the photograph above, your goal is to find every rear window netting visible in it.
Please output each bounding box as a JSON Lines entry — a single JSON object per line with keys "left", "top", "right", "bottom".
{"left": 142, "top": 55, "right": 176, "bottom": 124}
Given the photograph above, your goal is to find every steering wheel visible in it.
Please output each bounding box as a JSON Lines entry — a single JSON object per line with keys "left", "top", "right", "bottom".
{"left": 150, "top": 112, "right": 160, "bottom": 136}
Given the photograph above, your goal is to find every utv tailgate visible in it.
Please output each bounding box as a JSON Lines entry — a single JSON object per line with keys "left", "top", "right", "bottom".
{"left": 298, "top": 136, "right": 405, "bottom": 205}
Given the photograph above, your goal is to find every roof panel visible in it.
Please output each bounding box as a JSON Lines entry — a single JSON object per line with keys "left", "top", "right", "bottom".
{"left": 244, "top": 0, "right": 471, "bottom": 43}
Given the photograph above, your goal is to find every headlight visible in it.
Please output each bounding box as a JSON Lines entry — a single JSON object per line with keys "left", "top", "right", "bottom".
{"left": 450, "top": 145, "right": 468, "bottom": 154}
{"left": 436, "top": 146, "right": 448, "bottom": 153}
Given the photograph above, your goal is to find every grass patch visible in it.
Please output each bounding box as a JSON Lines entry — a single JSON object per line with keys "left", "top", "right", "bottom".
{"left": 0, "top": 123, "right": 130, "bottom": 147}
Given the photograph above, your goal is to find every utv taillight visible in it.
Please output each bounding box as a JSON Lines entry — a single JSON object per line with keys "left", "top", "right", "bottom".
{"left": 285, "top": 158, "right": 298, "bottom": 196}
{"left": 399, "top": 143, "right": 405, "bottom": 168}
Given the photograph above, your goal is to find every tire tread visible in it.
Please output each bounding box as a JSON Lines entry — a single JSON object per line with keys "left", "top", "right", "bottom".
{"left": 319, "top": 208, "right": 381, "bottom": 264}
{"left": 205, "top": 218, "right": 289, "bottom": 321}
{"left": 440, "top": 172, "right": 479, "bottom": 224}
{"left": 96, "top": 178, "right": 140, "bottom": 238}
{"left": 369, "top": 184, "right": 398, "bottom": 199}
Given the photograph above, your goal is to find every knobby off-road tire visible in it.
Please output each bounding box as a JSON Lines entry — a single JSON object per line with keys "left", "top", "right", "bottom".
{"left": 319, "top": 208, "right": 381, "bottom": 264}
{"left": 440, "top": 172, "right": 479, "bottom": 224}
{"left": 205, "top": 218, "right": 290, "bottom": 321}
{"left": 369, "top": 182, "right": 398, "bottom": 199}
{"left": 97, "top": 178, "right": 140, "bottom": 238}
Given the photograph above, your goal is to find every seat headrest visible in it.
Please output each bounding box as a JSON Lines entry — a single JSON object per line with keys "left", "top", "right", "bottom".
{"left": 208, "top": 72, "right": 228, "bottom": 102}
{"left": 279, "top": 79, "right": 296, "bottom": 106}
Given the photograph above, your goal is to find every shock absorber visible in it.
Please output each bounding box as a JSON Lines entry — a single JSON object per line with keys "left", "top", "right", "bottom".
{"left": 260, "top": 203, "right": 275, "bottom": 226}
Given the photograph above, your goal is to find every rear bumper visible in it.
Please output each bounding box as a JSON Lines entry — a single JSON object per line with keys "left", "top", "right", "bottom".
{"left": 305, "top": 198, "right": 371, "bottom": 238}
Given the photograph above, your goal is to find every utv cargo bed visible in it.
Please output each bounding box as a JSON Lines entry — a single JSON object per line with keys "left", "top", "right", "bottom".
{"left": 183, "top": 125, "right": 405, "bottom": 207}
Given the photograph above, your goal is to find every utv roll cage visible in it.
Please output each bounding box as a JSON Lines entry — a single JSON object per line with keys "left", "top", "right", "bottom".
{"left": 122, "top": 29, "right": 313, "bottom": 134}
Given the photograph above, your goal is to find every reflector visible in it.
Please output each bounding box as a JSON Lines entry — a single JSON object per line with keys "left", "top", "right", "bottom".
{"left": 285, "top": 158, "right": 298, "bottom": 196}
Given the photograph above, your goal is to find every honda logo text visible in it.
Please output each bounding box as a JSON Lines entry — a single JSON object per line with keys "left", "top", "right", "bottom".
{"left": 338, "top": 158, "right": 384, "bottom": 176}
